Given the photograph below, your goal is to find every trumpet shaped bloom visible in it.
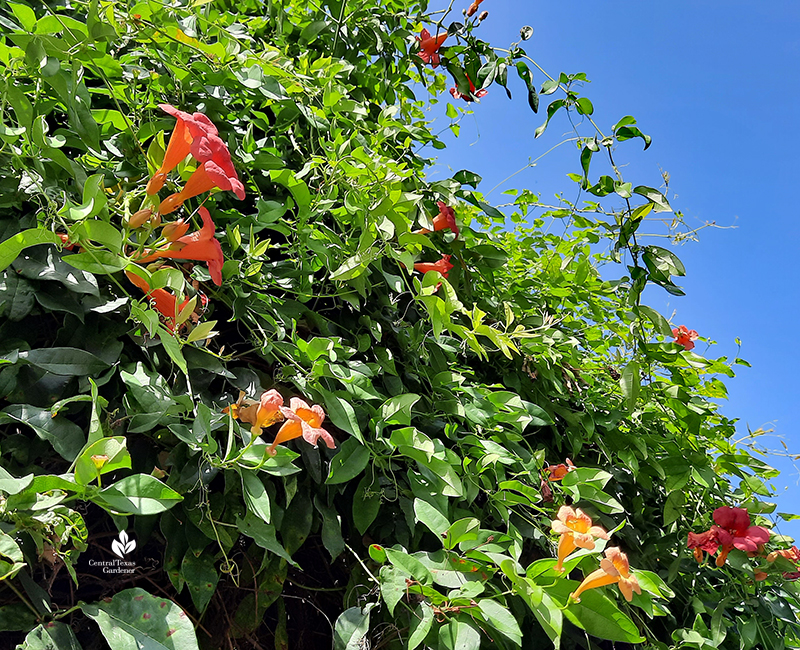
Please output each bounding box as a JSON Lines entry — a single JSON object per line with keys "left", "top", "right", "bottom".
{"left": 713, "top": 506, "right": 770, "bottom": 567}
{"left": 126, "top": 270, "right": 191, "bottom": 332}
{"left": 687, "top": 528, "right": 721, "bottom": 564}
{"left": 415, "top": 202, "right": 459, "bottom": 238}
{"left": 158, "top": 144, "right": 246, "bottom": 215}
{"left": 414, "top": 254, "right": 454, "bottom": 279}
{"left": 571, "top": 547, "right": 641, "bottom": 602}
{"left": 672, "top": 325, "right": 698, "bottom": 351}
{"left": 225, "top": 390, "right": 285, "bottom": 436}
{"left": 136, "top": 207, "right": 224, "bottom": 286}
{"left": 688, "top": 506, "right": 770, "bottom": 567}
{"left": 767, "top": 546, "right": 800, "bottom": 564}
{"left": 551, "top": 505, "right": 609, "bottom": 572}
{"left": 267, "top": 397, "right": 336, "bottom": 456}
{"left": 417, "top": 29, "right": 447, "bottom": 68}
{"left": 146, "top": 105, "right": 219, "bottom": 195}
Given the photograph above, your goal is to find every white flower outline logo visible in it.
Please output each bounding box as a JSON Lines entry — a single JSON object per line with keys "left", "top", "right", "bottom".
{"left": 111, "top": 530, "right": 136, "bottom": 559}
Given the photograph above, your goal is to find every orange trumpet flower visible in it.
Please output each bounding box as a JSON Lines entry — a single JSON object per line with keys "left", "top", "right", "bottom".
{"left": 267, "top": 397, "right": 336, "bottom": 456}
{"left": 571, "top": 547, "right": 641, "bottom": 602}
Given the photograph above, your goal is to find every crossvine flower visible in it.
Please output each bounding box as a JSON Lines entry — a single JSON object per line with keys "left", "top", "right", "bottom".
{"left": 570, "top": 546, "right": 642, "bottom": 602}
{"left": 268, "top": 397, "right": 336, "bottom": 456}
{"left": 551, "top": 505, "right": 609, "bottom": 572}
{"left": 417, "top": 29, "right": 447, "bottom": 68}
{"left": 672, "top": 325, "right": 698, "bottom": 350}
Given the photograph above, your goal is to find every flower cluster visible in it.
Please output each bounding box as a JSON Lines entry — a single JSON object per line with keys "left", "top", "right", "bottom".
{"left": 224, "top": 391, "right": 336, "bottom": 456}
{"left": 687, "top": 506, "right": 770, "bottom": 567}
{"left": 550, "top": 506, "right": 642, "bottom": 603}
{"left": 672, "top": 325, "right": 698, "bottom": 350}
{"left": 146, "top": 104, "right": 245, "bottom": 213}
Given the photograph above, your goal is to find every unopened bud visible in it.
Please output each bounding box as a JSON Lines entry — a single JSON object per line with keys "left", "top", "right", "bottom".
{"left": 128, "top": 208, "right": 153, "bottom": 229}
{"left": 161, "top": 219, "right": 190, "bottom": 242}
{"left": 478, "top": 10, "right": 488, "bottom": 20}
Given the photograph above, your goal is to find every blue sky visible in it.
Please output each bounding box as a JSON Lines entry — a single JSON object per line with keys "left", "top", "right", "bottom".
{"left": 423, "top": 1, "right": 800, "bottom": 538}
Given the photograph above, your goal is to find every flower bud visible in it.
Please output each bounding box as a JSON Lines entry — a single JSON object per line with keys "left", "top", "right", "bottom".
{"left": 161, "top": 219, "right": 190, "bottom": 242}
{"left": 127, "top": 208, "right": 153, "bottom": 229}
{"left": 478, "top": 10, "right": 488, "bottom": 20}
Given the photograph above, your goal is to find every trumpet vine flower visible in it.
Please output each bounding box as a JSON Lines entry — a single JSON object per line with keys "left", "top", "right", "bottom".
{"left": 687, "top": 506, "right": 770, "bottom": 567}
{"left": 545, "top": 458, "right": 575, "bottom": 481}
{"left": 672, "top": 325, "right": 698, "bottom": 351}
{"left": 146, "top": 105, "right": 219, "bottom": 195}
{"left": 136, "top": 207, "right": 224, "bottom": 286}
{"left": 267, "top": 397, "right": 336, "bottom": 456}
{"left": 571, "top": 547, "right": 641, "bottom": 602}
{"left": 417, "top": 29, "right": 447, "bottom": 68}
{"left": 125, "top": 270, "right": 191, "bottom": 332}
{"left": 551, "top": 505, "right": 609, "bottom": 572}
{"left": 158, "top": 135, "right": 246, "bottom": 214}
{"left": 414, "top": 254, "right": 454, "bottom": 279}
{"left": 415, "top": 202, "right": 459, "bottom": 237}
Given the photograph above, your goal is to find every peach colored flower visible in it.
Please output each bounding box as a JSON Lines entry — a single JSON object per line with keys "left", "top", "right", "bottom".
{"left": 571, "top": 547, "right": 641, "bottom": 602}
{"left": 267, "top": 397, "right": 335, "bottom": 456}
{"left": 551, "top": 506, "right": 608, "bottom": 572}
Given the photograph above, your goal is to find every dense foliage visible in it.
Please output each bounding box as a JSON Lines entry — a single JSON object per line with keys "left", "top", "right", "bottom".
{"left": 0, "top": 0, "right": 798, "bottom": 648}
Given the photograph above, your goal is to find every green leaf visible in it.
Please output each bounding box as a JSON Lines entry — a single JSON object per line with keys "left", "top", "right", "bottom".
{"left": 181, "top": 551, "right": 219, "bottom": 615}
{"left": 638, "top": 305, "right": 674, "bottom": 337}
{"left": 18, "top": 622, "right": 83, "bottom": 650}
{"left": 236, "top": 513, "right": 298, "bottom": 566}
{"left": 327, "top": 438, "right": 370, "bottom": 484}
{"left": 81, "top": 588, "right": 200, "bottom": 650}
{"left": 620, "top": 361, "right": 640, "bottom": 412}
{"left": 352, "top": 474, "right": 381, "bottom": 535}
{"left": 380, "top": 393, "right": 420, "bottom": 426}
{"left": 564, "top": 588, "right": 645, "bottom": 643}
{"left": 0, "top": 405, "right": 84, "bottom": 461}
{"left": 414, "top": 498, "right": 450, "bottom": 539}
{"left": 0, "top": 229, "right": 62, "bottom": 273}
{"left": 157, "top": 326, "right": 188, "bottom": 375}
{"left": 408, "top": 602, "right": 434, "bottom": 650}
{"left": 633, "top": 185, "right": 671, "bottom": 212}
{"left": 385, "top": 547, "right": 434, "bottom": 584}
{"left": 98, "top": 474, "right": 183, "bottom": 515}
{"left": 8, "top": 2, "right": 37, "bottom": 31}
{"left": 320, "top": 391, "right": 363, "bottom": 442}
{"left": 240, "top": 468, "right": 271, "bottom": 523}
{"left": 74, "top": 436, "right": 131, "bottom": 486}
{"left": 61, "top": 174, "right": 107, "bottom": 221}
{"left": 439, "top": 619, "right": 480, "bottom": 650}
{"left": 477, "top": 599, "right": 523, "bottom": 646}
{"left": 334, "top": 606, "right": 372, "bottom": 650}
{"left": 18, "top": 347, "right": 110, "bottom": 376}
{"left": 63, "top": 250, "right": 129, "bottom": 274}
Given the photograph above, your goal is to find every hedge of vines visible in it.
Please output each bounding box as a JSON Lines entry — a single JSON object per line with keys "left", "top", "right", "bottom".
{"left": 0, "top": 0, "right": 798, "bottom": 648}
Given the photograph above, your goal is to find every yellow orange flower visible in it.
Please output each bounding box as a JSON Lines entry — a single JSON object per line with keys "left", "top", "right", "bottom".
{"left": 267, "top": 397, "right": 336, "bottom": 456}
{"left": 571, "top": 547, "right": 641, "bottom": 602}
{"left": 224, "top": 389, "right": 285, "bottom": 436}
{"left": 551, "top": 506, "right": 609, "bottom": 572}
